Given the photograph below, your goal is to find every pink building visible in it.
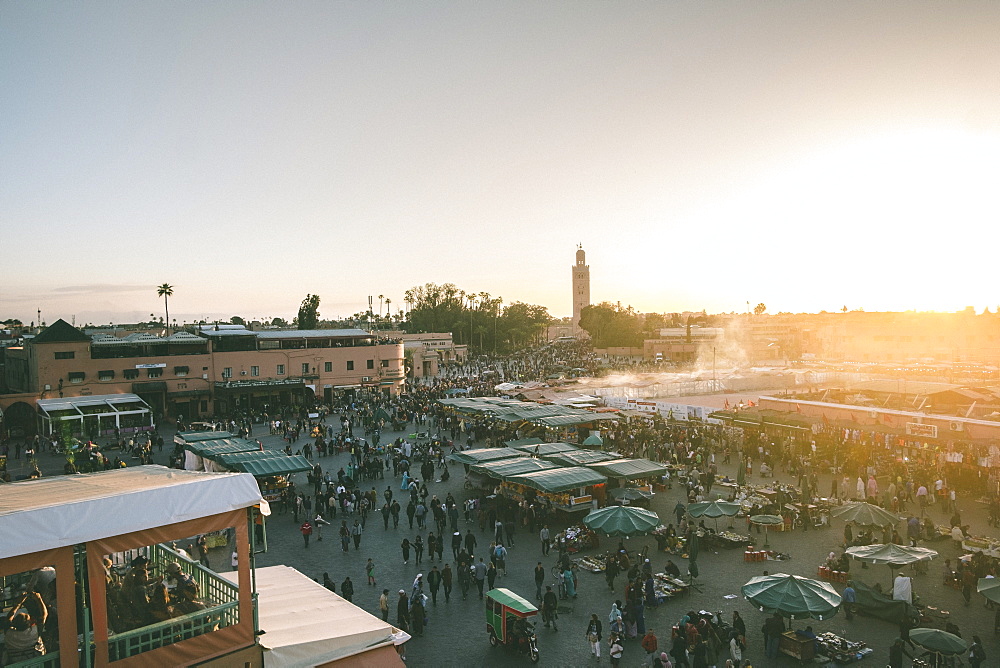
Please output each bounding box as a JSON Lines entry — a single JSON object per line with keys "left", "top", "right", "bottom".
{"left": 1, "top": 320, "right": 404, "bottom": 436}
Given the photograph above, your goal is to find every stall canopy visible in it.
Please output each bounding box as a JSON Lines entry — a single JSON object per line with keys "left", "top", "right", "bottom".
{"left": 585, "top": 458, "right": 668, "bottom": 481}
{"left": 507, "top": 466, "right": 608, "bottom": 493}
{"left": 0, "top": 465, "right": 268, "bottom": 560}
{"left": 211, "top": 451, "right": 292, "bottom": 468}
{"left": 448, "top": 447, "right": 527, "bottom": 465}
{"left": 221, "top": 565, "right": 405, "bottom": 668}
{"left": 471, "top": 457, "right": 561, "bottom": 480}
{"left": 504, "top": 437, "right": 546, "bottom": 447}
{"left": 176, "top": 430, "right": 235, "bottom": 444}
{"left": 36, "top": 393, "right": 153, "bottom": 433}
{"left": 188, "top": 439, "right": 261, "bottom": 457}
{"left": 231, "top": 455, "right": 313, "bottom": 478}
{"left": 512, "top": 442, "right": 580, "bottom": 456}
{"left": 543, "top": 449, "right": 619, "bottom": 467}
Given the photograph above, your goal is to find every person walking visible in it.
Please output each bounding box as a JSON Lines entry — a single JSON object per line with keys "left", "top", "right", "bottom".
{"left": 459, "top": 561, "right": 471, "bottom": 600}
{"left": 406, "top": 500, "right": 416, "bottom": 529}
{"left": 427, "top": 566, "right": 442, "bottom": 605}
{"left": 494, "top": 543, "right": 508, "bottom": 576}
{"left": 396, "top": 590, "right": 410, "bottom": 632}
{"left": 341, "top": 576, "right": 354, "bottom": 603}
{"left": 542, "top": 585, "right": 559, "bottom": 631}
{"left": 534, "top": 562, "right": 546, "bottom": 600}
{"left": 585, "top": 613, "right": 603, "bottom": 661}
{"left": 486, "top": 560, "right": 498, "bottom": 591}
{"left": 366, "top": 558, "right": 376, "bottom": 586}
{"left": 300, "top": 520, "right": 313, "bottom": 548}
{"left": 427, "top": 532, "right": 438, "bottom": 563}
{"left": 464, "top": 530, "right": 477, "bottom": 557}
{"left": 401, "top": 537, "right": 411, "bottom": 564}
{"left": 540, "top": 525, "right": 551, "bottom": 555}
{"left": 381, "top": 502, "right": 391, "bottom": 529}
{"left": 842, "top": 581, "right": 856, "bottom": 620}
{"left": 473, "top": 557, "right": 487, "bottom": 599}
{"left": 969, "top": 634, "right": 987, "bottom": 668}
{"left": 379, "top": 589, "right": 390, "bottom": 621}
{"left": 414, "top": 535, "right": 424, "bottom": 564}
{"left": 352, "top": 519, "right": 363, "bottom": 550}
{"left": 641, "top": 628, "right": 658, "bottom": 667}
{"left": 609, "top": 632, "right": 624, "bottom": 667}
{"left": 729, "top": 630, "right": 744, "bottom": 667}
{"left": 763, "top": 611, "right": 784, "bottom": 659}
{"left": 442, "top": 563, "right": 453, "bottom": 603}
{"left": 391, "top": 499, "right": 401, "bottom": 528}
{"left": 339, "top": 521, "right": 350, "bottom": 552}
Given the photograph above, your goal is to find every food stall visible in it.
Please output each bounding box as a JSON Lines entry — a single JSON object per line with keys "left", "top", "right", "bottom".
{"left": 649, "top": 572, "right": 689, "bottom": 602}
{"left": 448, "top": 447, "right": 528, "bottom": 469}
{"left": 503, "top": 466, "right": 608, "bottom": 514}
{"left": 541, "top": 449, "right": 619, "bottom": 467}
{"left": 559, "top": 525, "right": 600, "bottom": 553}
{"left": 210, "top": 451, "right": 313, "bottom": 502}
{"left": 652, "top": 526, "right": 687, "bottom": 554}
{"left": 471, "top": 457, "right": 561, "bottom": 481}
{"left": 585, "top": 458, "right": 668, "bottom": 491}
{"left": 184, "top": 438, "right": 259, "bottom": 471}
{"left": 174, "top": 429, "right": 233, "bottom": 446}
{"left": 511, "top": 442, "right": 581, "bottom": 458}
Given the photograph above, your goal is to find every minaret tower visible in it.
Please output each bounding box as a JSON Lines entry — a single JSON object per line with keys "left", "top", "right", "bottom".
{"left": 571, "top": 244, "right": 590, "bottom": 334}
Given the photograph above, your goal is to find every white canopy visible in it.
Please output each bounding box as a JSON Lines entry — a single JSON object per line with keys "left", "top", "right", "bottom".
{"left": 222, "top": 565, "right": 407, "bottom": 667}
{"left": 0, "top": 465, "right": 268, "bottom": 560}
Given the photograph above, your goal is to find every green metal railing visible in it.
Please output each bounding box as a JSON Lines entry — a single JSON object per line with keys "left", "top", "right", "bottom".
{"left": 107, "top": 600, "right": 239, "bottom": 661}
{"left": 4, "top": 651, "right": 61, "bottom": 668}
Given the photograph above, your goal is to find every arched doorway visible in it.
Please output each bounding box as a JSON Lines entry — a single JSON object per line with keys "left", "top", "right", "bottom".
{"left": 3, "top": 401, "right": 37, "bottom": 439}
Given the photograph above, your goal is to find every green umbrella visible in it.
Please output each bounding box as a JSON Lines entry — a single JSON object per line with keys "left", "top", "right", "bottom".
{"left": 688, "top": 500, "right": 741, "bottom": 518}
{"left": 583, "top": 506, "right": 660, "bottom": 537}
{"left": 742, "top": 573, "right": 842, "bottom": 620}
{"left": 909, "top": 628, "right": 968, "bottom": 656}
{"left": 977, "top": 577, "right": 1000, "bottom": 604}
{"left": 689, "top": 499, "right": 742, "bottom": 531}
{"left": 609, "top": 487, "right": 653, "bottom": 503}
{"left": 831, "top": 502, "right": 900, "bottom": 528}
{"left": 845, "top": 543, "right": 938, "bottom": 565}
{"left": 846, "top": 543, "right": 938, "bottom": 587}
{"left": 750, "top": 514, "right": 783, "bottom": 549}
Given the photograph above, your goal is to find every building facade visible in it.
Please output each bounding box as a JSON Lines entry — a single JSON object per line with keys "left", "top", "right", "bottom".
{"left": 572, "top": 245, "right": 591, "bottom": 334}
{"left": 1, "top": 320, "right": 404, "bottom": 435}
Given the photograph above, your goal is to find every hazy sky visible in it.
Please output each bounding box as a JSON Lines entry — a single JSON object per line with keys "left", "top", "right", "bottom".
{"left": 3, "top": 2, "right": 1000, "bottom": 326}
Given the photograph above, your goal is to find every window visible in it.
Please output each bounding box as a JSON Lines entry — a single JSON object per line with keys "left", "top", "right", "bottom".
{"left": 366, "top": 359, "right": 374, "bottom": 370}
{"left": 98, "top": 370, "right": 115, "bottom": 381}
{"left": 123, "top": 369, "right": 139, "bottom": 380}
{"left": 381, "top": 360, "right": 389, "bottom": 368}
{"left": 302, "top": 363, "right": 310, "bottom": 375}
{"left": 222, "top": 367, "right": 233, "bottom": 379}
{"left": 347, "top": 361, "right": 354, "bottom": 371}
{"left": 324, "top": 361, "right": 332, "bottom": 373}
{"left": 55, "top": 351, "right": 75, "bottom": 360}
{"left": 147, "top": 368, "right": 163, "bottom": 378}
{"left": 251, "top": 366, "right": 260, "bottom": 377}
{"left": 174, "top": 365, "right": 189, "bottom": 377}
{"left": 277, "top": 364, "right": 285, "bottom": 375}
{"left": 68, "top": 371, "right": 85, "bottom": 383}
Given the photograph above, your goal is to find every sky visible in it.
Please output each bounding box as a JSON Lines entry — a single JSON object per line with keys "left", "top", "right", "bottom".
{"left": 3, "top": 2, "right": 1000, "bottom": 326}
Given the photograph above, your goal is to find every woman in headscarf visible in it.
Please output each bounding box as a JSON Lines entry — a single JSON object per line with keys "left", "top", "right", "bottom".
{"left": 563, "top": 565, "right": 577, "bottom": 598}
{"left": 609, "top": 601, "right": 623, "bottom": 636}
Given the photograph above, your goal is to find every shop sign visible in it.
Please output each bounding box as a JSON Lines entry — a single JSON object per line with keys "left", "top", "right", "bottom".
{"left": 135, "top": 363, "right": 167, "bottom": 369}
{"left": 906, "top": 422, "right": 938, "bottom": 438}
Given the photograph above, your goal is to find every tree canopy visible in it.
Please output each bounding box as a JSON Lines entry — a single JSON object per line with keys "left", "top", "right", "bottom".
{"left": 402, "top": 282, "right": 550, "bottom": 351}
{"left": 297, "top": 294, "right": 321, "bottom": 330}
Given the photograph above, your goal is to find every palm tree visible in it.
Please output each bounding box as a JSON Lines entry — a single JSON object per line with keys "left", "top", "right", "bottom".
{"left": 157, "top": 284, "right": 174, "bottom": 334}
{"left": 378, "top": 295, "right": 385, "bottom": 321}
{"left": 384, "top": 298, "right": 391, "bottom": 319}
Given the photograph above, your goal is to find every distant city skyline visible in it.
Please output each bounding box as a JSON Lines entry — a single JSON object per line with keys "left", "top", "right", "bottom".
{"left": 3, "top": 2, "right": 999, "bottom": 325}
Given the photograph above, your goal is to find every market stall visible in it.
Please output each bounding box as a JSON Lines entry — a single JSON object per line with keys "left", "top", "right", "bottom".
{"left": 503, "top": 466, "right": 608, "bottom": 514}
{"left": 652, "top": 526, "right": 687, "bottom": 555}
{"left": 558, "top": 525, "right": 599, "bottom": 552}
{"left": 649, "top": 572, "right": 689, "bottom": 603}
{"left": 448, "top": 447, "right": 527, "bottom": 467}
{"left": 183, "top": 437, "right": 259, "bottom": 471}
{"left": 541, "top": 449, "right": 619, "bottom": 467}
{"left": 470, "top": 457, "right": 561, "bottom": 481}
{"left": 511, "top": 441, "right": 580, "bottom": 457}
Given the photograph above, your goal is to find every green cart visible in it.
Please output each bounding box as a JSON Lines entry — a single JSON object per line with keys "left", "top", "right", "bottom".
{"left": 485, "top": 587, "right": 540, "bottom": 662}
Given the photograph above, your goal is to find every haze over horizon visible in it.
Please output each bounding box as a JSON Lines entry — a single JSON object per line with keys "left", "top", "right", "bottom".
{"left": 4, "top": 2, "right": 1000, "bottom": 326}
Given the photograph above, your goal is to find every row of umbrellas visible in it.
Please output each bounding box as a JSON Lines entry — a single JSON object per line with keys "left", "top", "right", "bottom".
{"left": 581, "top": 500, "right": 973, "bottom": 659}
